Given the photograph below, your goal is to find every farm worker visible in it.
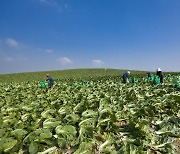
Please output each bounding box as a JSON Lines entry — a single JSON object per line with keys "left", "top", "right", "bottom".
{"left": 147, "top": 72, "right": 151, "bottom": 78}
{"left": 122, "top": 71, "right": 130, "bottom": 83}
{"left": 156, "top": 68, "right": 164, "bottom": 83}
{"left": 146, "top": 72, "right": 153, "bottom": 80}
{"left": 46, "top": 73, "right": 54, "bottom": 89}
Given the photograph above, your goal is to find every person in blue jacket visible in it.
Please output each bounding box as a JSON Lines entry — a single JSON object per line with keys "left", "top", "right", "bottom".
{"left": 46, "top": 73, "right": 54, "bottom": 89}
{"left": 122, "top": 71, "right": 130, "bottom": 83}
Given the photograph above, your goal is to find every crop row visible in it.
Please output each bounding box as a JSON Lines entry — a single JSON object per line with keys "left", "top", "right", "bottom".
{"left": 0, "top": 75, "right": 179, "bottom": 153}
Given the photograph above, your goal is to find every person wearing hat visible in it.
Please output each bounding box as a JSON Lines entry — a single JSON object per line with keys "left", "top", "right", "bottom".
{"left": 122, "top": 71, "right": 130, "bottom": 83}
{"left": 156, "top": 68, "right": 164, "bottom": 83}
{"left": 46, "top": 73, "right": 54, "bottom": 89}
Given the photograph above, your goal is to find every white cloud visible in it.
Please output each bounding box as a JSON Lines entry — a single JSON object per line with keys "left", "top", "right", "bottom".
{"left": 1, "top": 55, "right": 28, "bottom": 63}
{"left": 64, "top": 3, "right": 68, "bottom": 9}
{"left": 57, "top": 57, "right": 73, "bottom": 65}
{"left": 92, "top": 59, "right": 104, "bottom": 67}
{"left": 17, "top": 55, "right": 29, "bottom": 61}
{"left": 36, "top": 48, "right": 53, "bottom": 53}
{"left": 45, "top": 49, "right": 53, "bottom": 53}
{"left": 39, "top": 0, "right": 58, "bottom": 7}
{"left": 39, "top": 0, "right": 70, "bottom": 12}
{"left": 36, "top": 48, "right": 43, "bottom": 52}
{"left": 6, "top": 38, "right": 19, "bottom": 47}
{"left": 40, "top": 0, "right": 47, "bottom": 2}
{"left": 5, "top": 57, "right": 14, "bottom": 62}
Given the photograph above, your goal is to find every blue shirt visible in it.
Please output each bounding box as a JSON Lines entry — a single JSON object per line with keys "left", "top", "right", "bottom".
{"left": 47, "top": 76, "right": 54, "bottom": 85}
{"left": 122, "top": 72, "right": 129, "bottom": 79}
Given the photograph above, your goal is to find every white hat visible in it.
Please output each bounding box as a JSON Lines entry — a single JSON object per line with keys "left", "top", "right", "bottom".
{"left": 157, "top": 68, "right": 161, "bottom": 71}
{"left": 127, "top": 71, "right": 130, "bottom": 74}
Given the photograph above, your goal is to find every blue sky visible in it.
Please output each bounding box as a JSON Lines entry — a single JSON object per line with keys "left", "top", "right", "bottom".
{"left": 0, "top": 0, "right": 180, "bottom": 74}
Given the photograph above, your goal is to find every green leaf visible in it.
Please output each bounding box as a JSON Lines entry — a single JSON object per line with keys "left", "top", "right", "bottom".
{"left": 29, "top": 141, "right": 38, "bottom": 154}
{"left": 55, "top": 125, "right": 77, "bottom": 136}
{"left": 64, "top": 113, "right": 80, "bottom": 124}
{"left": 1, "top": 138, "right": 17, "bottom": 153}
{"left": 57, "top": 138, "right": 66, "bottom": 149}
{"left": 99, "top": 140, "right": 111, "bottom": 152}
{"left": 43, "top": 118, "right": 60, "bottom": 130}
{"left": 21, "top": 113, "right": 30, "bottom": 121}
{"left": 39, "top": 129, "right": 52, "bottom": 139}
{"left": 11, "top": 129, "right": 28, "bottom": 140}
{"left": 37, "top": 146, "right": 58, "bottom": 154}
{"left": 41, "top": 109, "right": 55, "bottom": 119}
{"left": 74, "top": 102, "right": 85, "bottom": 114}
{"left": 79, "top": 118, "right": 96, "bottom": 128}
{"left": 82, "top": 110, "right": 98, "bottom": 118}
{"left": 55, "top": 125, "right": 77, "bottom": 148}
{"left": 78, "top": 127, "right": 93, "bottom": 142}
{"left": 74, "top": 142, "right": 94, "bottom": 154}
{"left": 0, "top": 129, "right": 6, "bottom": 138}
{"left": 23, "top": 130, "right": 41, "bottom": 143}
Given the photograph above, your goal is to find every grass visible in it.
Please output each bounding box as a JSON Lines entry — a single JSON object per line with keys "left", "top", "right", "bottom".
{"left": 0, "top": 68, "right": 179, "bottom": 83}
{"left": 0, "top": 68, "right": 143, "bottom": 83}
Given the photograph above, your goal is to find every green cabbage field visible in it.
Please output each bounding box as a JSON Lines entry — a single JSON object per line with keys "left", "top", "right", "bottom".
{"left": 0, "top": 70, "right": 180, "bottom": 154}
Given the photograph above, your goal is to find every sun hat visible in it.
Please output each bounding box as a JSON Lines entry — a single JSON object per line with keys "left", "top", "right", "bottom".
{"left": 157, "top": 68, "right": 161, "bottom": 72}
